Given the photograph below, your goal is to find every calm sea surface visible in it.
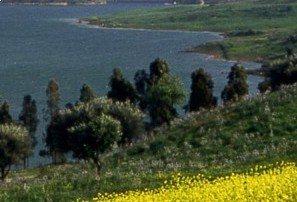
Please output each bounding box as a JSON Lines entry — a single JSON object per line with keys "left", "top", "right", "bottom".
{"left": 0, "top": 3, "right": 262, "bottom": 167}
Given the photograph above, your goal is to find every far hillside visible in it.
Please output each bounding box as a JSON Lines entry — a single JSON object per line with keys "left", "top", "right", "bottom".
{"left": 87, "top": 0, "right": 297, "bottom": 62}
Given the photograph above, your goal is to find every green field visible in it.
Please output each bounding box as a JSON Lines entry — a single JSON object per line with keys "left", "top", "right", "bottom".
{"left": 87, "top": 0, "right": 297, "bottom": 62}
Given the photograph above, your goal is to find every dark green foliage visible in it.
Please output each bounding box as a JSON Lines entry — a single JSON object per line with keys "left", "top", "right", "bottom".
{"left": 260, "top": 56, "right": 297, "bottom": 91}
{"left": 44, "top": 79, "right": 60, "bottom": 120}
{"left": 134, "top": 69, "right": 149, "bottom": 109}
{"left": 0, "top": 124, "right": 31, "bottom": 180}
{"left": 19, "top": 95, "right": 38, "bottom": 148}
{"left": 0, "top": 101, "right": 12, "bottom": 124}
{"left": 149, "top": 58, "right": 170, "bottom": 85}
{"left": 64, "top": 98, "right": 123, "bottom": 175}
{"left": 55, "top": 98, "right": 144, "bottom": 175}
{"left": 221, "top": 64, "right": 249, "bottom": 104}
{"left": 133, "top": 58, "right": 187, "bottom": 127}
{"left": 146, "top": 74, "right": 186, "bottom": 126}
{"left": 108, "top": 102, "right": 145, "bottom": 145}
{"left": 69, "top": 114, "right": 121, "bottom": 175}
{"left": 44, "top": 79, "right": 64, "bottom": 164}
{"left": 188, "top": 68, "right": 217, "bottom": 112}
{"left": 134, "top": 69, "right": 148, "bottom": 96}
{"left": 107, "top": 68, "right": 137, "bottom": 104}
{"left": 79, "top": 83, "right": 96, "bottom": 103}
{"left": 45, "top": 114, "right": 70, "bottom": 163}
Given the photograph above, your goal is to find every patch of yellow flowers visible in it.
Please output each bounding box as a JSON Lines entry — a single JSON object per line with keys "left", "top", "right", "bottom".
{"left": 80, "top": 162, "right": 297, "bottom": 202}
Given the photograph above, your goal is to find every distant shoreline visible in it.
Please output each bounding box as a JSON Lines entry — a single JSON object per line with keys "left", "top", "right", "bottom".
{"left": 79, "top": 18, "right": 263, "bottom": 75}
{"left": 0, "top": 1, "right": 106, "bottom": 6}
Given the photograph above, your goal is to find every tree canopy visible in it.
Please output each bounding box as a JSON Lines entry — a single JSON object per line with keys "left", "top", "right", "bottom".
{"left": 79, "top": 83, "right": 96, "bottom": 103}
{"left": 108, "top": 68, "right": 137, "bottom": 104}
{"left": 0, "top": 124, "right": 31, "bottom": 180}
{"left": 146, "top": 74, "right": 186, "bottom": 126}
{"left": 57, "top": 97, "right": 144, "bottom": 175}
{"left": 221, "top": 64, "right": 249, "bottom": 104}
{"left": 189, "top": 68, "right": 217, "bottom": 112}
{"left": 259, "top": 56, "right": 297, "bottom": 92}
{"left": 19, "top": 95, "right": 38, "bottom": 148}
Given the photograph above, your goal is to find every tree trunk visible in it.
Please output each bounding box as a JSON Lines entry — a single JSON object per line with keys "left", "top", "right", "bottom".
{"left": 93, "top": 158, "right": 102, "bottom": 179}
{"left": 1, "top": 165, "right": 10, "bottom": 181}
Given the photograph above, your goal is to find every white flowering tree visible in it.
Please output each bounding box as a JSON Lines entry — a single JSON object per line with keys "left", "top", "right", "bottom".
{"left": 0, "top": 124, "right": 31, "bottom": 181}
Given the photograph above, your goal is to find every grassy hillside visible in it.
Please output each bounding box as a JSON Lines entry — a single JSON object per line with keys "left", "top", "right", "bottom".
{"left": 1, "top": 83, "right": 297, "bottom": 201}
{"left": 87, "top": 0, "right": 297, "bottom": 61}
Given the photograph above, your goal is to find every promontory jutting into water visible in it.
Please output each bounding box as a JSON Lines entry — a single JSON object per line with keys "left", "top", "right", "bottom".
{"left": 0, "top": 3, "right": 262, "bottom": 167}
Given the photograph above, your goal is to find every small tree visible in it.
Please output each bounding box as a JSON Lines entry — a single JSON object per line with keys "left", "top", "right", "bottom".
{"left": 0, "top": 124, "right": 31, "bottom": 181}
{"left": 188, "top": 68, "right": 217, "bottom": 112}
{"left": 69, "top": 114, "right": 122, "bottom": 176}
{"left": 79, "top": 83, "right": 96, "bottom": 103}
{"left": 146, "top": 74, "right": 186, "bottom": 126}
{"left": 221, "top": 64, "right": 249, "bottom": 104}
{"left": 61, "top": 97, "right": 144, "bottom": 176}
{"left": 107, "top": 68, "right": 137, "bottom": 104}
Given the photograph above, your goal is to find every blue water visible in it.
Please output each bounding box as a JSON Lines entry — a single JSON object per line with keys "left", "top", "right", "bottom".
{"left": 0, "top": 3, "right": 262, "bottom": 167}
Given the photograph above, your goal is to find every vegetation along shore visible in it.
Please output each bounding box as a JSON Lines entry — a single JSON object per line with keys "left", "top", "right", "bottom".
{"left": 85, "top": 0, "right": 297, "bottom": 63}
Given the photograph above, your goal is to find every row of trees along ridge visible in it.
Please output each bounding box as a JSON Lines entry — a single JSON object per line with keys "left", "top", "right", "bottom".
{"left": 0, "top": 57, "right": 255, "bottom": 180}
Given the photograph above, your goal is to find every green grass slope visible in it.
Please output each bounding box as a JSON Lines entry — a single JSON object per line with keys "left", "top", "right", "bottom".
{"left": 87, "top": 0, "right": 297, "bottom": 61}
{"left": 1, "top": 83, "right": 297, "bottom": 201}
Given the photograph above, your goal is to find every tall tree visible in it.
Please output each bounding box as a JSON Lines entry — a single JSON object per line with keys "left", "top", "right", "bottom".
{"left": 79, "top": 83, "right": 96, "bottom": 103}
{"left": 19, "top": 95, "right": 38, "bottom": 168}
{"left": 188, "top": 68, "right": 217, "bottom": 112}
{"left": 146, "top": 74, "right": 186, "bottom": 126}
{"left": 44, "top": 79, "right": 60, "bottom": 120}
{"left": 0, "top": 124, "right": 31, "bottom": 181}
{"left": 107, "top": 68, "right": 137, "bottom": 104}
{"left": 149, "top": 57, "right": 170, "bottom": 85}
{"left": 19, "top": 95, "right": 38, "bottom": 147}
{"left": 43, "top": 79, "right": 64, "bottom": 164}
{"left": 221, "top": 64, "right": 249, "bottom": 104}
{"left": 134, "top": 69, "right": 149, "bottom": 110}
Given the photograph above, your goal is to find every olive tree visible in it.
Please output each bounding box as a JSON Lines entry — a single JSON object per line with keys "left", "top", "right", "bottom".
{"left": 68, "top": 113, "right": 122, "bottom": 176}
{"left": 0, "top": 124, "right": 31, "bottom": 181}
{"left": 61, "top": 97, "right": 144, "bottom": 176}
